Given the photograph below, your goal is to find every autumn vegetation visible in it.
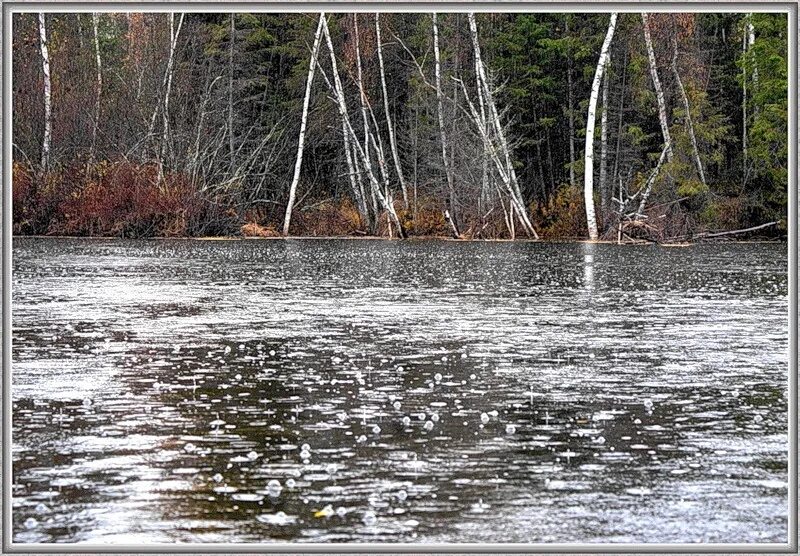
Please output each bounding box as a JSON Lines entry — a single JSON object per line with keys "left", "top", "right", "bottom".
{"left": 12, "top": 12, "right": 789, "bottom": 240}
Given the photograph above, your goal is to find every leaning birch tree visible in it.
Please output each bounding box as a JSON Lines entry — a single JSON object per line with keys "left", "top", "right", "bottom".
{"left": 583, "top": 13, "right": 617, "bottom": 241}
{"left": 642, "top": 13, "right": 673, "bottom": 162}
{"left": 320, "top": 15, "right": 406, "bottom": 238}
{"left": 282, "top": 13, "right": 325, "bottom": 236}
{"left": 671, "top": 35, "right": 706, "bottom": 187}
{"left": 38, "top": 13, "right": 52, "bottom": 171}
{"left": 376, "top": 14, "right": 409, "bottom": 208}
{"left": 467, "top": 13, "right": 538, "bottom": 239}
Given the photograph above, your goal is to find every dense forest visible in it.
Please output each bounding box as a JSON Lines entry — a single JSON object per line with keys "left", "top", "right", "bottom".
{"left": 12, "top": 12, "right": 789, "bottom": 240}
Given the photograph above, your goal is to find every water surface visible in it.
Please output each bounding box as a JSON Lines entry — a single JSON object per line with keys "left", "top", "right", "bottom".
{"left": 11, "top": 238, "right": 789, "bottom": 544}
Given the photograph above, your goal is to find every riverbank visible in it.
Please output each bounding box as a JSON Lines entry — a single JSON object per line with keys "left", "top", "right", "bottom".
{"left": 12, "top": 234, "right": 785, "bottom": 245}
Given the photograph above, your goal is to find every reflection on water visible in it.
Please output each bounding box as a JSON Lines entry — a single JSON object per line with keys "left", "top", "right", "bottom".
{"left": 11, "top": 238, "right": 788, "bottom": 544}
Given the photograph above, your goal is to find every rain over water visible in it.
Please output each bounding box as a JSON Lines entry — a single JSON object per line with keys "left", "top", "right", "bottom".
{"left": 11, "top": 238, "right": 789, "bottom": 544}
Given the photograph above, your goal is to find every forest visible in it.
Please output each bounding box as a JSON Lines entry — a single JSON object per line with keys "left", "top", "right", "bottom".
{"left": 11, "top": 11, "right": 789, "bottom": 241}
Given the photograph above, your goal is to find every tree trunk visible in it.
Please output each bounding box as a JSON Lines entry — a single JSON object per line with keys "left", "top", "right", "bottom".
{"left": 320, "top": 15, "right": 405, "bottom": 238}
{"left": 90, "top": 13, "right": 102, "bottom": 165}
{"left": 282, "top": 14, "right": 324, "bottom": 236}
{"left": 637, "top": 141, "right": 671, "bottom": 219}
{"left": 432, "top": 13, "right": 459, "bottom": 237}
{"left": 599, "top": 52, "right": 610, "bottom": 221}
{"left": 352, "top": 14, "right": 371, "bottom": 225}
{"left": 468, "top": 13, "right": 538, "bottom": 239}
{"left": 38, "top": 13, "right": 52, "bottom": 171}
{"left": 584, "top": 13, "right": 617, "bottom": 241}
{"left": 156, "top": 13, "right": 185, "bottom": 184}
{"left": 376, "top": 14, "right": 409, "bottom": 208}
{"left": 642, "top": 13, "right": 673, "bottom": 162}
{"left": 671, "top": 36, "right": 706, "bottom": 187}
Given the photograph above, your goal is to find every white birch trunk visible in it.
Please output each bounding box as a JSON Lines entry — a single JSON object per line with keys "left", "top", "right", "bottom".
{"left": 748, "top": 16, "right": 759, "bottom": 88}
{"left": 468, "top": 13, "right": 538, "bottom": 239}
{"left": 642, "top": 13, "right": 673, "bottom": 162}
{"left": 599, "top": 53, "right": 610, "bottom": 218}
{"left": 671, "top": 37, "right": 706, "bottom": 187}
{"left": 320, "top": 16, "right": 405, "bottom": 238}
{"left": 432, "top": 14, "right": 459, "bottom": 237}
{"left": 376, "top": 14, "right": 409, "bottom": 208}
{"left": 584, "top": 13, "right": 617, "bottom": 241}
{"left": 637, "top": 140, "right": 671, "bottom": 219}
{"left": 348, "top": 16, "right": 370, "bottom": 227}
{"left": 153, "top": 13, "right": 184, "bottom": 184}
{"left": 282, "top": 14, "right": 324, "bottom": 236}
{"left": 742, "top": 22, "right": 748, "bottom": 170}
{"left": 90, "top": 13, "right": 102, "bottom": 164}
{"left": 38, "top": 13, "right": 52, "bottom": 171}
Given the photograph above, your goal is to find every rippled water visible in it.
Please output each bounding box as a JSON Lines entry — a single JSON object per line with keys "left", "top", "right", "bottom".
{"left": 11, "top": 238, "right": 789, "bottom": 544}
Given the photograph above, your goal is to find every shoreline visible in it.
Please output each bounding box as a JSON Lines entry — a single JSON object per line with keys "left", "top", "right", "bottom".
{"left": 10, "top": 234, "right": 785, "bottom": 245}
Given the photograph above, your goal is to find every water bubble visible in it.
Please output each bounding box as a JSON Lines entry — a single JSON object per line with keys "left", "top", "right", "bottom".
{"left": 357, "top": 435, "right": 367, "bottom": 443}
{"left": 372, "top": 424, "right": 381, "bottom": 435}
{"left": 24, "top": 517, "right": 38, "bottom": 530}
{"left": 469, "top": 374, "right": 476, "bottom": 380}
{"left": 431, "top": 413, "right": 440, "bottom": 423}
{"left": 393, "top": 401, "right": 402, "bottom": 410}
{"left": 434, "top": 373, "right": 443, "bottom": 382}
{"left": 480, "top": 413, "right": 490, "bottom": 425}
{"left": 82, "top": 398, "right": 93, "bottom": 407}
{"left": 461, "top": 353, "right": 468, "bottom": 359}
{"left": 505, "top": 424, "right": 516, "bottom": 435}
{"left": 285, "top": 478, "right": 296, "bottom": 488}
{"left": 362, "top": 511, "right": 377, "bottom": 526}
{"left": 224, "top": 346, "right": 232, "bottom": 354}
{"left": 269, "top": 350, "right": 276, "bottom": 356}
{"left": 235, "top": 374, "right": 242, "bottom": 381}
{"left": 247, "top": 451, "right": 259, "bottom": 460}
{"left": 643, "top": 399, "right": 653, "bottom": 409}
{"left": 336, "top": 506, "right": 347, "bottom": 517}
{"left": 212, "top": 473, "right": 223, "bottom": 482}
{"left": 184, "top": 442, "right": 197, "bottom": 453}
{"left": 397, "top": 489, "right": 408, "bottom": 501}
{"left": 594, "top": 436, "right": 606, "bottom": 445}
{"left": 423, "top": 420, "right": 434, "bottom": 431}
{"left": 754, "top": 414, "right": 764, "bottom": 423}
{"left": 417, "top": 413, "right": 426, "bottom": 421}
{"left": 301, "top": 443, "right": 311, "bottom": 452}
{"left": 35, "top": 503, "right": 50, "bottom": 514}
{"left": 401, "top": 416, "right": 411, "bottom": 426}
{"left": 326, "top": 463, "right": 337, "bottom": 475}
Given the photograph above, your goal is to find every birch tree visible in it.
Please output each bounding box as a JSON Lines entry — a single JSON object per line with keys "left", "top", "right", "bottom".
{"left": 38, "top": 13, "right": 52, "bottom": 171}
{"left": 90, "top": 13, "right": 102, "bottom": 164}
{"left": 599, "top": 53, "right": 610, "bottom": 218}
{"left": 376, "top": 14, "right": 409, "bottom": 208}
{"left": 583, "top": 13, "right": 617, "bottom": 241}
{"left": 642, "top": 13, "right": 673, "bottom": 162}
{"left": 320, "top": 15, "right": 406, "bottom": 238}
{"left": 671, "top": 36, "right": 706, "bottom": 187}
{"left": 282, "top": 14, "right": 325, "bottom": 236}
{"left": 432, "top": 13, "right": 459, "bottom": 237}
{"left": 467, "top": 13, "right": 538, "bottom": 239}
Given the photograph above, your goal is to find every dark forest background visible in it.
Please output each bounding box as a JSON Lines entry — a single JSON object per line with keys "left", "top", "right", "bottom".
{"left": 12, "top": 12, "right": 789, "bottom": 240}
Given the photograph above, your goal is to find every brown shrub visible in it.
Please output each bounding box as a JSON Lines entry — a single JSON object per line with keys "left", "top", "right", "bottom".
{"left": 241, "top": 222, "right": 280, "bottom": 237}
